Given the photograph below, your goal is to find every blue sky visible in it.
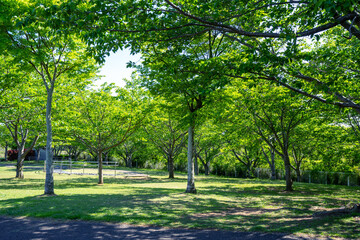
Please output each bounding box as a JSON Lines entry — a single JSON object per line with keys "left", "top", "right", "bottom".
{"left": 96, "top": 49, "right": 141, "bottom": 87}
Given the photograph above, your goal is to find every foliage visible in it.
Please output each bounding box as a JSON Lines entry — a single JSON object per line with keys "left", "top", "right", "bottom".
{"left": 62, "top": 83, "right": 147, "bottom": 184}
{"left": 6, "top": 149, "right": 35, "bottom": 161}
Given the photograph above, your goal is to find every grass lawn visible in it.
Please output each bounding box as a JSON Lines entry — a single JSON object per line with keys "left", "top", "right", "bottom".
{"left": 0, "top": 165, "right": 359, "bottom": 239}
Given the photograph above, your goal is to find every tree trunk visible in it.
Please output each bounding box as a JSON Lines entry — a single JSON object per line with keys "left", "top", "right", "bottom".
{"left": 270, "top": 164, "right": 276, "bottom": 180}
{"left": 185, "top": 125, "right": 196, "bottom": 193}
{"left": 194, "top": 155, "right": 199, "bottom": 176}
{"left": 4, "top": 142, "right": 8, "bottom": 161}
{"left": 204, "top": 161, "right": 210, "bottom": 176}
{"left": 270, "top": 150, "right": 276, "bottom": 180}
{"left": 104, "top": 152, "right": 109, "bottom": 165}
{"left": 44, "top": 89, "right": 54, "bottom": 195}
{"left": 296, "top": 168, "right": 301, "bottom": 182}
{"left": 36, "top": 147, "right": 41, "bottom": 162}
{"left": 168, "top": 155, "right": 175, "bottom": 179}
{"left": 246, "top": 164, "right": 252, "bottom": 178}
{"left": 261, "top": 146, "right": 276, "bottom": 180}
{"left": 126, "top": 156, "right": 132, "bottom": 168}
{"left": 283, "top": 154, "right": 293, "bottom": 191}
{"left": 98, "top": 150, "right": 103, "bottom": 184}
{"left": 15, "top": 144, "right": 25, "bottom": 179}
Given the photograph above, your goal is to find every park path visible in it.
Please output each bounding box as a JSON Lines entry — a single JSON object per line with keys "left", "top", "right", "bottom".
{"left": 0, "top": 216, "right": 331, "bottom": 240}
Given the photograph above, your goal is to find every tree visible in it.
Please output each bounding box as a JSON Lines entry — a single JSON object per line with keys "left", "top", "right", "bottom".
{"left": 1, "top": 0, "right": 98, "bottom": 194}
{"left": 289, "top": 123, "right": 319, "bottom": 182}
{"left": 136, "top": 30, "right": 233, "bottom": 193}
{"left": 0, "top": 75, "right": 44, "bottom": 178}
{"left": 193, "top": 122, "right": 222, "bottom": 176}
{"left": 64, "top": 84, "right": 146, "bottom": 184}
{"left": 144, "top": 100, "right": 186, "bottom": 178}
{"left": 261, "top": 142, "right": 277, "bottom": 180}
{"left": 118, "top": 141, "right": 136, "bottom": 168}
{"left": 222, "top": 80, "right": 314, "bottom": 191}
{"left": 229, "top": 137, "right": 262, "bottom": 179}
{"left": 246, "top": 87, "right": 312, "bottom": 191}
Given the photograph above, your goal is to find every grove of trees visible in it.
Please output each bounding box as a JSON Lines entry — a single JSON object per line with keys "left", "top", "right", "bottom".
{"left": 0, "top": 0, "right": 359, "bottom": 196}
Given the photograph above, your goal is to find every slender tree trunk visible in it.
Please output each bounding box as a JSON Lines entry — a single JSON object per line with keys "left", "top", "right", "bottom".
{"left": 168, "top": 155, "right": 175, "bottom": 179}
{"left": 283, "top": 153, "right": 293, "bottom": 191}
{"left": 270, "top": 164, "right": 276, "bottom": 180}
{"left": 15, "top": 145, "right": 25, "bottom": 179}
{"left": 194, "top": 155, "right": 199, "bottom": 175}
{"left": 295, "top": 168, "right": 301, "bottom": 182}
{"left": 261, "top": 146, "right": 276, "bottom": 180}
{"left": 270, "top": 150, "right": 276, "bottom": 180}
{"left": 204, "top": 161, "right": 210, "bottom": 176}
{"left": 98, "top": 150, "right": 103, "bottom": 184}
{"left": 36, "top": 147, "right": 41, "bottom": 161}
{"left": 44, "top": 89, "right": 54, "bottom": 195}
{"left": 126, "top": 156, "right": 132, "bottom": 168}
{"left": 4, "top": 142, "right": 8, "bottom": 161}
{"left": 246, "top": 164, "right": 252, "bottom": 178}
{"left": 185, "top": 126, "right": 196, "bottom": 193}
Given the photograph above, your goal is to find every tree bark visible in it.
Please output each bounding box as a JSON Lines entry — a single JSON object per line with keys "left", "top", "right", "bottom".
{"left": 98, "top": 150, "right": 103, "bottom": 184}
{"left": 185, "top": 125, "right": 196, "bottom": 193}
{"left": 270, "top": 150, "right": 276, "bottom": 180}
{"left": 295, "top": 168, "right": 301, "bottom": 182}
{"left": 44, "top": 89, "right": 54, "bottom": 195}
{"left": 204, "top": 161, "right": 210, "bottom": 175}
{"left": 4, "top": 142, "right": 8, "bottom": 161}
{"left": 270, "top": 164, "right": 276, "bottom": 180}
{"left": 15, "top": 135, "right": 39, "bottom": 179}
{"left": 168, "top": 155, "right": 175, "bottom": 178}
{"left": 126, "top": 156, "right": 132, "bottom": 168}
{"left": 283, "top": 154, "right": 293, "bottom": 191}
{"left": 194, "top": 155, "right": 199, "bottom": 175}
{"left": 15, "top": 144, "right": 25, "bottom": 179}
{"left": 36, "top": 147, "right": 41, "bottom": 161}
{"left": 261, "top": 146, "right": 276, "bottom": 180}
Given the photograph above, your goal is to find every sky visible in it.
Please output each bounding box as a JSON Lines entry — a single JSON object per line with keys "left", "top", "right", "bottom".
{"left": 96, "top": 49, "right": 141, "bottom": 87}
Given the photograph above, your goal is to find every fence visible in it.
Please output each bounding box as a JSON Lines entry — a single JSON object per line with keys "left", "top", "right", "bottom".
{"left": 52, "top": 160, "right": 120, "bottom": 176}
{"left": 210, "top": 166, "right": 360, "bottom": 187}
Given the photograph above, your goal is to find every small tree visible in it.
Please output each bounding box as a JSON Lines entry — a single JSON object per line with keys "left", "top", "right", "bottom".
{"left": 65, "top": 84, "right": 146, "bottom": 184}
{"left": 3, "top": 0, "right": 98, "bottom": 194}
{"left": 143, "top": 99, "right": 187, "bottom": 178}
{"left": 0, "top": 76, "right": 44, "bottom": 178}
{"left": 194, "top": 122, "right": 222, "bottom": 176}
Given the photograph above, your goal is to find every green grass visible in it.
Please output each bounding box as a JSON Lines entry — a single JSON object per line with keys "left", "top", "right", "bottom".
{"left": 0, "top": 166, "right": 359, "bottom": 239}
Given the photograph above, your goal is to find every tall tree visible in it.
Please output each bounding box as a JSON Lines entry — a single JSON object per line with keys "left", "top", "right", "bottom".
{"left": 1, "top": 0, "right": 98, "bottom": 194}
{"left": 222, "top": 80, "right": 313, "bottom": 191}
{"left": 245, "top": 87, "right": 312, "bottom": 191}
{"left": 136, "top": 30, "right": 232, "bottom": 193}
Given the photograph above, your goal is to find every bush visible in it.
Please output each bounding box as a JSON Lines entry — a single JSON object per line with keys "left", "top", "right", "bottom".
{"left": 7, "top": 149, "right": 35, "bottom": 161}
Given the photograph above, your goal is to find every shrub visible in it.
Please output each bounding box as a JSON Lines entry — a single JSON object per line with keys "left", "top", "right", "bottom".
{"left": 7, "top": 149, "right": 35, "bottom": 161}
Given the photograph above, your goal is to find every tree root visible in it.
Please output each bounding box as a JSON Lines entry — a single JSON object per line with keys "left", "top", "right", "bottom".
{"left": 313, "top": 204, "right": 360, "bottom": 217}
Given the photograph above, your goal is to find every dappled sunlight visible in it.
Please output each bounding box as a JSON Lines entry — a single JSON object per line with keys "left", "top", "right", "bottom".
{"left": 0, "top": 166, "right": 359, "bottom": 238}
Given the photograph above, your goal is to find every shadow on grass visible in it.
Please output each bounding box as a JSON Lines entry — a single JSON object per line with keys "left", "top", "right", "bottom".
{"left": 1, "top": 167, "right": 359, "bottom": 238}
{"left": 0, "top": 215, "right": 311, "bottom": 240}
{"left": 0, "top": 189, "right": 359, "bottom": 238}
{"left": 0, "top": 173, "right": 188, "bottom": 191}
